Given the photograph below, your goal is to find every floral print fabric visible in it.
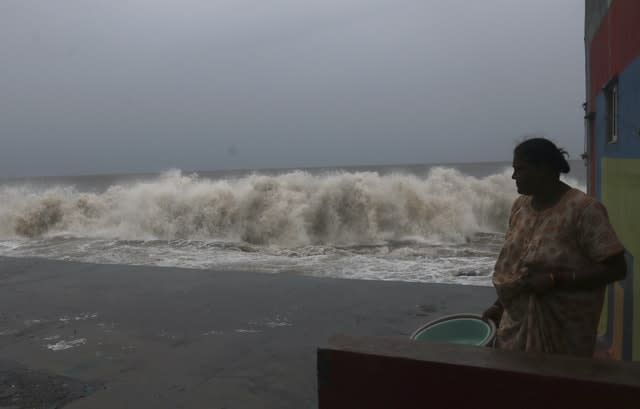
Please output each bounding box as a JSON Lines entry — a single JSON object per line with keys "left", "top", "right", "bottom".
{"left": 493, "top": 188, "right": 625, "bottom": 356}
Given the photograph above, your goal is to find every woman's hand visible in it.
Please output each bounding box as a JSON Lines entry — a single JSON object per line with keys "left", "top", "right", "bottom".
{"left": 482, "top": 301, "right": 503, "bottom": 325}
{"left": 519, "top": 262, "right": 560, "bottom": 295}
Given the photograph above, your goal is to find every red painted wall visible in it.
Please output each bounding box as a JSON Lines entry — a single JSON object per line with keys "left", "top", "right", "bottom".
{"left": 588, "top": 0, "right": 640, "bottom": 105}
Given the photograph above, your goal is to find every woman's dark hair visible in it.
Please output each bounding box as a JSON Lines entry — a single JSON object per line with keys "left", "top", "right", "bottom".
{"left": 514, "top": 138, "right": 570, "bottom": 175}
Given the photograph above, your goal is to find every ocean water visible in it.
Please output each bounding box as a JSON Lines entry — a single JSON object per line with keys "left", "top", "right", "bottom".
{"left": 0, "top": 161, "right": 586, "bottom": 286}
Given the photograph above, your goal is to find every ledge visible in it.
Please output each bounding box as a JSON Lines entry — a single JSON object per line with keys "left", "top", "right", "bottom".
{"left": 318, "top": 335, "right": 640, "bottom": 409}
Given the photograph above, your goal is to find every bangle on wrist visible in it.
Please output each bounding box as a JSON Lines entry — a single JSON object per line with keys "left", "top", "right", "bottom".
{"left": 561, "top": 271, "right": 576, "bottom": 287}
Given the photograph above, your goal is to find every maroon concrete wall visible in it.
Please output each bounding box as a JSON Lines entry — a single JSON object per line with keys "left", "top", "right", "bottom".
{"left": 318, "top": 335, "right": 640, "bottom": 409}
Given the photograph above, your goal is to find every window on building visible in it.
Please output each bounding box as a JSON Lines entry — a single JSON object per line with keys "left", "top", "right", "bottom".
{"left": 605, "top": 79, "right": 618, "bottom": 143}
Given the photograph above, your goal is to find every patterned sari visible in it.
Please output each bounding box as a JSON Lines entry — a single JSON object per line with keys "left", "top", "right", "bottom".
{"left": 493, "top": 188, "right": 624, "bottom": 356}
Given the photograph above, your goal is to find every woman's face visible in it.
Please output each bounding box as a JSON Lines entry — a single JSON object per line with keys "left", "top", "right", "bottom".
{"left": 512, "top": 155, "right": 547, "bottom": 195}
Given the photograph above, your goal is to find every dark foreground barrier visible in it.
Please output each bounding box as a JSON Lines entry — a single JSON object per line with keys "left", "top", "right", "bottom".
{"left": 317, "top": 335, "right": 640, "bottom": 409}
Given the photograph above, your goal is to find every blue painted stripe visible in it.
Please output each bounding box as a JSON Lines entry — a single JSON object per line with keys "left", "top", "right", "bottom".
{"left": 593, "top": 54, "right": 640, "bottom": 200}
{"left": 594, "top": 55, "right": 640, "bottom": 161}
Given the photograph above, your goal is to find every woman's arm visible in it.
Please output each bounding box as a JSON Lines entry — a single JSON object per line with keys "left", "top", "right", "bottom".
{"left": 556, "top": 252, "right": 626, "bottom": 290}
{"left": 482, "top": 299, "right": 504, "bottom": 324}
{"left": 520, "top": 252, "right": 627, "bottom": 294}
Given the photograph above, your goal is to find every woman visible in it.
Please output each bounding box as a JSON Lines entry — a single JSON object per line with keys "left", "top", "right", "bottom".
{"left": 483, "top": 138, "right": 626, "bottom": 356}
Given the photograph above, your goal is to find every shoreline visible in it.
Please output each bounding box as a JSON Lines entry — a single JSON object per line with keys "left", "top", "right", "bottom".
{"left": 0, "top": 256, "right": 494, "bottom": 408}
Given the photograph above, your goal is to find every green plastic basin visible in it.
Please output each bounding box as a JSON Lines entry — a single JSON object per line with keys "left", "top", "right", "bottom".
{"left": 411, "top": 314, "right": 495, "bottom": 346}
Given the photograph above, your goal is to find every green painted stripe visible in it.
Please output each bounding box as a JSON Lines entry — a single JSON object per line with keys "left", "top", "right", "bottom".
{"left": 601, "top": 157, "right": 640, "bottom": 360}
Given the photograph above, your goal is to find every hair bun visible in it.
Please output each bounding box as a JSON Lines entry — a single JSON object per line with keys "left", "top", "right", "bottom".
{"left": 557, "top": 147, "right": 571, "bottom": 174}
{"left": 514, "top": 138, "right": 571, "bottom": 175}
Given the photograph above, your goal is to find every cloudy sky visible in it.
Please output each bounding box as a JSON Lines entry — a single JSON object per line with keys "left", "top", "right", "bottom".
{"left": 1, "top": 0, "right": 585, "bottom": 177}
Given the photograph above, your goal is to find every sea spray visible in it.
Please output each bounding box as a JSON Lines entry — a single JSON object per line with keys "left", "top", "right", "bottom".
{"left": 1, "top": 168, "right": 518, "bottom": 245}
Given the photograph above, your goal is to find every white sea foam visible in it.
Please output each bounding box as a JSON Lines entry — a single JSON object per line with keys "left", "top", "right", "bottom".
{"left": 0, "top": 168, "right": 517, "bottom": 243}
{"left": 234, "top": 329, "right": 262, "bottom": 334}
{"left": 46, "top": 338, "right": 87, "bottom": 351}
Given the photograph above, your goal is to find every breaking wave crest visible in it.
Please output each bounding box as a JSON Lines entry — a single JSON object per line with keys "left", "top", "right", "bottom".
{"left": 0, "top": 168, "right": 520, "bottom": 246}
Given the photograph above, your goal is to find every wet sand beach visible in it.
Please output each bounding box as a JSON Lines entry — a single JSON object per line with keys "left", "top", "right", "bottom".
{"left": 0, "top": 256, "right": 493, "bottom": 408}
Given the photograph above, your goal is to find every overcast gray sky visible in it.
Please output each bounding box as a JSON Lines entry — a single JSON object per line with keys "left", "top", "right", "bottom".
{"left": 1, "top": 0, "right": 585, "bottom": 177}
